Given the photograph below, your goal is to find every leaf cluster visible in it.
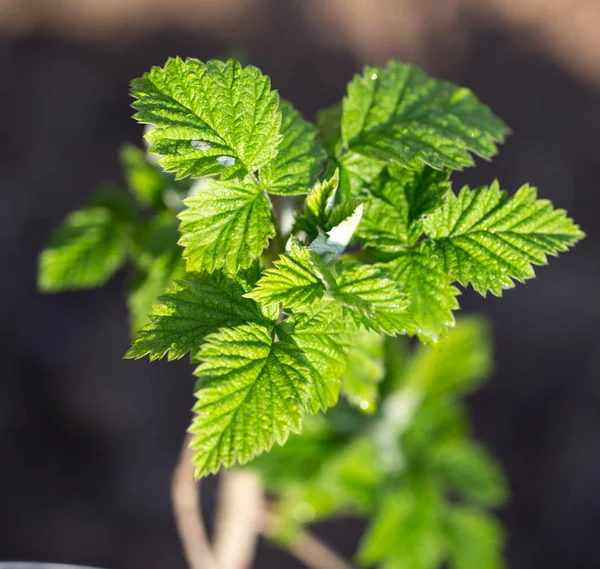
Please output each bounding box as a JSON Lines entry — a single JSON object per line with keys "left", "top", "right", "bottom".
{"left": 38, "top": 57, "right": 582, "bottom": 484}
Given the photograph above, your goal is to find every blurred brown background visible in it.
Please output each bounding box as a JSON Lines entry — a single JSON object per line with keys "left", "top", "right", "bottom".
{"left": 1, "top": 1, "right": 599, "bottom": 568}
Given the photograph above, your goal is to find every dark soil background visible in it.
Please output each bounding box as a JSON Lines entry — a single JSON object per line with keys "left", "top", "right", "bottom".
{"left": 1, "top": 1, "right": 599, "bottom": 568}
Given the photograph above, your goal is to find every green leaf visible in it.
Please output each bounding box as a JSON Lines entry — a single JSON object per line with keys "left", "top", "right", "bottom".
{"left": 279, "top": 303, "right": 354, "bottom": 413}
{"left": 190, "top": 323, "right": 311, "bottom": 476}
{"left": 294, "top": 169, "right": 340, "bottom": 238}
{"left": 178, "top": 175, "right": 275, "bottom": 273}
{"left": 126, "top": 271, "right": 266, "bottom": 361}
{"left": 432, "top": 441, "right": 508, "bottom": 507}
{"left": 341, "top": 328, "right": 385, "bottom": 413}
{"left": 119, "top": 143, "right": 166, "bottom": 208}
{"left": 315, "top": 103, "right": 342, "bottom": 153}
{"left": 382, "top": 244, "right": 460, "bottom": 343}
{"left": 405, "top": 316, "right": 492, "bottom": 397}
{"left": 127, "top": 253, "right": 185, "bottom": 334}
{"left": 38, "top": 190, "right": 134, "bottom": 292}
{"left": 335, "top": 264, "right": 411, "bottom": 335}
{"left": 251, "top": 414, "right": 337, "bottom": 486}
{"left": 245, "top": 240, "right": 328, "bottom": 311}
{"left": 131, "top": 58, "right": 282, "bottom": 180}
{"left": 259, "top": 99, "right": 325, "bottom": 195}
{"left": 337, "top": 151, "right": 386, "bottom": 203}
{"left": 308, "top": 202, "right": 364, "bottom": 263}
{"left": 342, "top": 60, "right": 509, "bottom": 171}
{"left": 444, "top": 507, "right": 505, "bottom": 569}
{"left": 357, "top": 475, "right": 443, "bottom": 569}
{"left": 359, "top": 163, "right": 450, "bottom": 249}
{"left": 424, "top": 182, "right": 585, "bottom": 296}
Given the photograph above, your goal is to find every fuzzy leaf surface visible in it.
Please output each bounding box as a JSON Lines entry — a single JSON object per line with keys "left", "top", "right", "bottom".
{"left": 294, "top": 169, "right": 339, "bottom": 238}
{"left": 424, "top": 183, "right": 585, "bottom": 296}
{"left": 359, "top": 163, "right": 450, "bottom": 249}
{"left": 382, "top": 244, "right": 460, "bottom": 343}
{"left": 178, "top": 175, "right": 275, "bottom": 273}
{"left": 342, "top": 60, "right": 509, "bottom": 171}
{"left": 259, "top": 99, "right": 325, "bottom": 195}
{"left": 335, "top": 264, "right": 411, "bottom": 335}
{"left": 190, "top": 323, "right": 311, "bottom": 476}
{"left": 131, "top": 58, "right": 282, "bottom": 179}
{"left": 126, "top": 271, "right": 266, "bottom": 361}
{"left": 279, "top": 303, "right": 354, "bottom": 413}
{"left": 245, "top": 241, "right": 328, "bottom": 310}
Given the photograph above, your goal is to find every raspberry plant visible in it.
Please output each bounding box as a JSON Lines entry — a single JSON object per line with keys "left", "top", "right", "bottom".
{"left": 39, "top": 58, "right": 583, "bottom": 569}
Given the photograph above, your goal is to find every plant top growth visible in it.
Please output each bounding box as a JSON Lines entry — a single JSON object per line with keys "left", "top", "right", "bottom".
{"left": 39, "top": 57, "right": 583, "bottom": 569}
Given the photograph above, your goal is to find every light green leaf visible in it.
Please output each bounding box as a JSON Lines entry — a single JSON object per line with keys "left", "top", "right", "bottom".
{"left": 244, "top": 240, "right": 328, "bottom": 310}
{"left": 190, "top": 323, "right": 311, "bottom": 476}
{"left": 131, "top": 58, "right": 282, "bottom": 179}
{"left": 127, "top": 253, "right": 185, "bottom": 335}
{"left": 178, "top": 175, "right": 275, "bottom": 273}
{"left": 432, "top": 441, "right": 508, "bottom": 507}
{"left": 315, "top": 103, "right": 342, "bottom": 153}
{"left": 38, "top": 189, "right": 134, "bottom": 292}
{"left": 424, "top": 182, "right": 585, "bottom": 296}
{"left": 405, "top": 316, "right": 492, "bottom": 397}
{"left": 294, "top": 169, "right": 340, "bottom": 238}
{"left": 445, "top": 507, "right": 505, "bottom": 569}
{"left": 126, "top": 271, "right": 266, "bottom": 361}
{"left": 342, "top": 60, "right": 509, "bottom": 171}
{"left": 337, "top": 151, "right": 386, "bottom": 203}
{"left": 335, "top": 264, "right": 411, "bottom": 335}
{"left": 341, "top": 328, "right": 385, "bottom": 413}
{"left": 357, "top": 476, "right": 443, "bottom": 569}
{"left": 382, "top": 244, "right": 460, "bottom": 343}
{"left": 119, "top": 143, "right": 166, "bottom": 208}
{"left": 259, "top": 99, "right": 325, "bottom": 195}
{"left": 309, "top": 202, "right": 364, "bottom": 263}
{"left": 359, "top": 163, "right": 450, "bottom": 249}
{"left": 280, "top": 303, "right": 354, "bottom": 413}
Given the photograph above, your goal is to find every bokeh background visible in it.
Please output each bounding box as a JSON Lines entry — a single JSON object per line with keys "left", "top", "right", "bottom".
{"left": 1, "top": 0, "right": 599, "bottom": 568}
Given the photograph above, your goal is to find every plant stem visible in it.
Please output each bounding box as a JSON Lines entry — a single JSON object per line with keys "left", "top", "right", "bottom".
{"left": 172, "top": 433, "right": 219, "bottom": 569}
{"left": 262, "top": 501, "right": 357, "bottom": 569}
{"left": 285, "top": 530, "right": 357, "bottom": 569}
{"left": 213, "top": 471, "right": 263, "bottom": 569}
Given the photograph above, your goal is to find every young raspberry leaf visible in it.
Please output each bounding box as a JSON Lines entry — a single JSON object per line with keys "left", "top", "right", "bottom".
{"left": 38, "top": 187, "right": 135, "bottom": 292}
{"left": 359, "top": 163, "right": 450, "bottom": 249}
{"left": 259, "top": 99, "right": 326, "bottom": 195}
{"left": 381, "top": 244, "right": 460, "bottom": 343}
{"left": 131, "top": 58, "right": 282, "bottom": 180}
{"left": 342, "top": 60, "right": 509, "bottom": 171}
{"left": 335, "top": 264, "right": 411, "bottom": 335}
{"left": 125, "top": 271, "right": 266, "bottom": 361}
{"left": 244, "top": 240, "right": 330, "bottom": 311}
{"left": 309, "top": 202, "right": 364, "bottom": 263}
{"left": 178, "top": 175, "right": 275, "bottom": 273}
{"left": 424, "top": 183, "right": 585, "bottom": 296}
{"left": 190, "top": 323, "right": 311, "bottom": 477}
{"left": 294, "top": 169, "right": 340, "bottom": 238}
{"left": 279, "top": 303, "right": 355, "bottom": 413}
